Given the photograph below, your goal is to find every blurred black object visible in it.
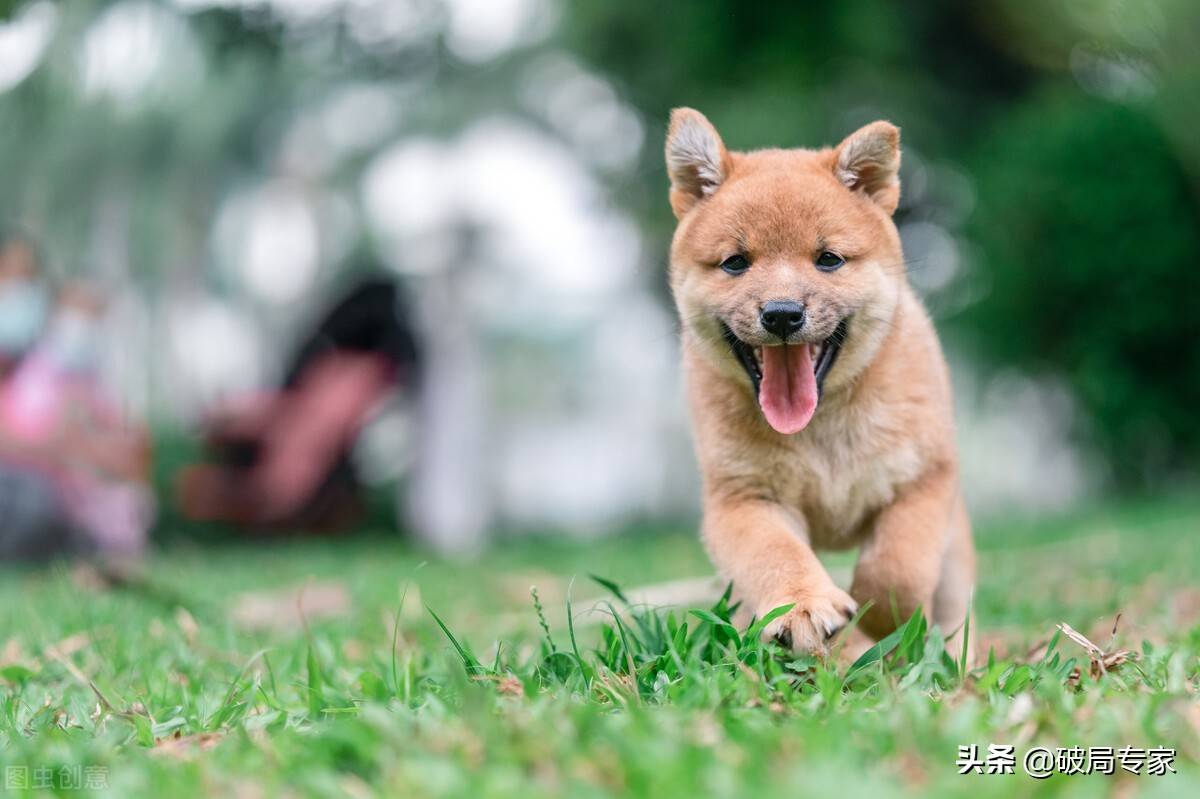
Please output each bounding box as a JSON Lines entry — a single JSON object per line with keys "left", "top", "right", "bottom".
{"left": 283, "top": 277, "right": 421, "bottom": 390}
{"left": 177, "top": 277, "right": 421, "bottom": 532}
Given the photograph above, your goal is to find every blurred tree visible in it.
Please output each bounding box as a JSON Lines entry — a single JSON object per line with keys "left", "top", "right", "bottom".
{"left": 2, "top": 0, "right": 1198, "bottom": 495}
{"left": 958, "top": 94, "right": 1200, "bottom": 485}
{"left": 0, "top": 1, "right": 294, "bottom": 282}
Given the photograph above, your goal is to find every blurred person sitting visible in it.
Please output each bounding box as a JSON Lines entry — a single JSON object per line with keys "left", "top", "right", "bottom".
{"left": 176, "top": 276, "right": 420, "bottom": 531}
{"left": 0, "top": 232, "right": 50, "bottom": 378}
{"left": 0, "top": 278, "right": 154, "bottom": 560}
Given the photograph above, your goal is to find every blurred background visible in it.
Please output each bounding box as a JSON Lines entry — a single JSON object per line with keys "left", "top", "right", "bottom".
{"left": 0, "top": 0, "right": 1197, "bottom": 558}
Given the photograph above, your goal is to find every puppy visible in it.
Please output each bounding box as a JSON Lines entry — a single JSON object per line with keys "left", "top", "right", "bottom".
{"left": 665, "top": 109, "right": 975, "bottom": 656}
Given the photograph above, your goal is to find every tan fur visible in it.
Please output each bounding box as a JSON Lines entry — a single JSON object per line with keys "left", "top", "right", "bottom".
{"left": 665, "top": 108, "right": 976, "bottom": 658}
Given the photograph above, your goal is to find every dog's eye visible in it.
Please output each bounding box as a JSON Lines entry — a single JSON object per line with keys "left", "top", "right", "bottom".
{"left": 720, "top": 254, "right": 750, "bottom": 275}
{"left": 815, "top": 251, "right": 845, "bottom": 271}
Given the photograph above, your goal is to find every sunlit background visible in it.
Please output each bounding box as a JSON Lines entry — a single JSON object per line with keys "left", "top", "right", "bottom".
{"left": 0, "top": 0, "right": 1197, "bottom": 553}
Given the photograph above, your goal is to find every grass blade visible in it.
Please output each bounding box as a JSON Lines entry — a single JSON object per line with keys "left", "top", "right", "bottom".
{"left": 745, "top": 603, "right": 795, "bottom": 641}
{"left": 589, "top": 575, "right": 630, "bottom": 605}
{"left": 428, "top": 606, "right": 485, "bottom": 676}
{"left": 958, "top": 601, "right": 973, "bottom": 681}
{"left": 306, "top": 639, "right": 325, "bottom": 718}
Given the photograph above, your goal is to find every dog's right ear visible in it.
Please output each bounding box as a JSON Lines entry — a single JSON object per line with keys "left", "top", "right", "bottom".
{"left": 665, "top": 108, "right": 729, "bottom": 218}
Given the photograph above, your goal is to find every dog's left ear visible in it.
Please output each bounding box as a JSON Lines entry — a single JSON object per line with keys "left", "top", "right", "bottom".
{"left": 834, "top": 121, "right": 901, "bottom": 214}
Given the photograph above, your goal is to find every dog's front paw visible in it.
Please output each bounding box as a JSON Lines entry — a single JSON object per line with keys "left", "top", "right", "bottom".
{"left": 757, "top": 582, "right": 858, "bottom": 654}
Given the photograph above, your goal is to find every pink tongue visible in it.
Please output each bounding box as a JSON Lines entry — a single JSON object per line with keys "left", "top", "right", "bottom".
{"left": 759, "top": 344, "right": 818, "bottom": 434}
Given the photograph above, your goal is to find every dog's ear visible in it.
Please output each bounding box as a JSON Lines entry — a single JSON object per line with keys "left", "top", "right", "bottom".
{"left": 834, "top": 121, "right": 901, "bottom": 214}
{"left": 665, "top": 108, "right": 729, "bottom": 218}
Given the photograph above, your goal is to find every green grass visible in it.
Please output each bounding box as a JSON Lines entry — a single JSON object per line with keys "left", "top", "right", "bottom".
{"left": 2, "top": 499, "right": 1199, "bottom": 797}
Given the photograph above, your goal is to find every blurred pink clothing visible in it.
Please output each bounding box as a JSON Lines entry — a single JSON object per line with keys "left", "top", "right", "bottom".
{"left": 0, "top": 347, "right": 150, "bottom": 555}
{"left": 2, "top": 349, "right": 102, "bottom": 444}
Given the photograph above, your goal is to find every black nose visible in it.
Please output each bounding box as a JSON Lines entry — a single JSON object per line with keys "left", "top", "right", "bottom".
{"left": 760, "top": 301, "right": 806, "bottom": 339}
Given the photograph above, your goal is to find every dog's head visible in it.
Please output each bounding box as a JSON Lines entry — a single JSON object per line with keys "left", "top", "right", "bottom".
{"left": 666, "top": 108, "right": 907, "bottom": 435}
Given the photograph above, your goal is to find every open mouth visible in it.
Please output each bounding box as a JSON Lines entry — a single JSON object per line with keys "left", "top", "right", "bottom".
{"left": 721, "top": 319, "right": 848, "bottom": 434}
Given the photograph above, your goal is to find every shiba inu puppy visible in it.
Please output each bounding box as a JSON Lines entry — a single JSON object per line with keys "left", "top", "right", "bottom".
{"left": 665, "top": 108, "right": 974, "bottom": 656}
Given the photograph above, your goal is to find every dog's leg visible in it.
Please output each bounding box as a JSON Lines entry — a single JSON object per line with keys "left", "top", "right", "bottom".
{"left": 933, "top": 495, "right": 976, "bottom": 665}
{"left": 704, "top": 495, "right": 857, "bottom": 653}
{"left": 850, "top": 464, "right": 958, "bottom": 641}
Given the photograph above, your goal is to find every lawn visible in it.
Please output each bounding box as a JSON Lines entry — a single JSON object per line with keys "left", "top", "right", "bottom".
{"left": 2, "top": 498, "right": 1199, "bottom": 798}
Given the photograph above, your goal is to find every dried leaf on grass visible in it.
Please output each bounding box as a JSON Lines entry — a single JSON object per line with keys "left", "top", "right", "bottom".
{"left": 2, "top": 637, "right": 28, "bottom": 666}
{"left": 496, "top": 675, "right": 524, "bottom": 696}
{"left": 0, "top": 638, "right": 40, "bottom": 683}
{"left": 230, "top": 581, "right": 350, "bottom": 632}
{"left": 175, "top": 607, "right": 200, "bottom": 644}
{"left": 151, "top": 731, "right": 224, "bottom": 759}
{"left": 1058, "top": 615, "right": 1137, "bottom": 686}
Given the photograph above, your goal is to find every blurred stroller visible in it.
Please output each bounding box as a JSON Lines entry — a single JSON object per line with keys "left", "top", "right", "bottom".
{"left": 176, "top": 277, "right": 420, "bottom": 532}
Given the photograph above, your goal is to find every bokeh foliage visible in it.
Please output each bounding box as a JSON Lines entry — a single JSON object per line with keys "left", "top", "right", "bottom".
{"left": 2, "top": 0, "right": 1198, "bottom": 488}
{"left": 962, "top": 94, "right": 1200, "bottom": 485}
